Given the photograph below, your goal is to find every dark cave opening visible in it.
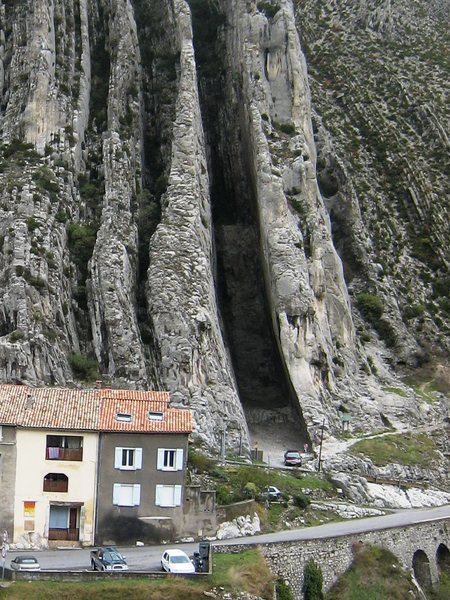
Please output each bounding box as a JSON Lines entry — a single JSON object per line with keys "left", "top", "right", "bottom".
{"left": 189, "top": 0, "right": 307, "bottom": 440}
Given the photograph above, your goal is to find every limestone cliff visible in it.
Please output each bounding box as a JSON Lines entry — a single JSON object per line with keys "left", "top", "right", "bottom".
{"left": 0, "top": 0, "right": 448, "bottom": 450}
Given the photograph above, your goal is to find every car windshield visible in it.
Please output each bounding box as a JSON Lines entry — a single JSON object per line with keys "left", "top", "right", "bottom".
{"left": 20, "top": 558, "right": 38, "bottom": 564}
{"left": 286, "top": 452, "right": 300, "bottom": 458}
{"left": 170, "top": 555, "right": 190, "bottom": 563}
{"left": 108, "top": 552, "right": 124, "bottom": 562}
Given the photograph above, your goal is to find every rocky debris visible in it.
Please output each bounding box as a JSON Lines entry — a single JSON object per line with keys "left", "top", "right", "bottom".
{"left": 216, "top": 513, "right": 261, "bottom": 540}
{"left": 309, "top": 501, "right": 385, "bottom": 519}
{"left": 329, "top": 471, "right": 450, "bottom": 509}
{"left": 9, "top": 531, "right": 48, "bottom": 551}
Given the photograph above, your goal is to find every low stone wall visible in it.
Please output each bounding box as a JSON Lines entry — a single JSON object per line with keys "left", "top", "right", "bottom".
{"left": 213, "top": 518, "right": 450, "bottom": 600}
{"left": 217, "top": 499, "right": 256, "bottom": 522}
{"left": 5, "top": 569, "right": 210, "bottom": 582}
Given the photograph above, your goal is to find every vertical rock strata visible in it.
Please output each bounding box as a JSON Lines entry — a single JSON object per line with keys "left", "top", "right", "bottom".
{"left": 0, "top": 0, "right": 448, "bottom": 448}
{"left": 146, "top": 0, "right": 249, "bottom": 448}
{"left": 88, "top": 0, "right": 148, "bottom": 386}
{"left": 226, "top": 0, "right": 358, "bottom": 430}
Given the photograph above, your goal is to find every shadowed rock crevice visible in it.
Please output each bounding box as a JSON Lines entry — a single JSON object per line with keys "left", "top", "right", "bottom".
{"left": 189, "top": 0, "right": 307, "bottom": 443}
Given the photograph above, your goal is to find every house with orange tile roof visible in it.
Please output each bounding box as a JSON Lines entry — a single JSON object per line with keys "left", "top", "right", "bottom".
{"left": 94, "top": 388, "right": 193, "bottom": 545}
{"left": 0, "top": 385, "right": 193, "bottom": 548}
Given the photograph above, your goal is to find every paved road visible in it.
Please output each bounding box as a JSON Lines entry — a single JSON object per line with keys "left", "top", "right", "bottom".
{"left": 6, "top": 504, "right": 450, "bottom": 572}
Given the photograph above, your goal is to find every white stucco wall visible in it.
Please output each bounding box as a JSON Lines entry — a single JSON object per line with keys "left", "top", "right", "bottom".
{"left": 13, "top": 429, "right": 98, "bottom": 546}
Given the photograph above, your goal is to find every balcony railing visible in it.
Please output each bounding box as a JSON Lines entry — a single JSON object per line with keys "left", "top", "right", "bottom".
{"left": 48, "top": 528, "right": 79, "bottom": 541}
{"left": 46, "top": 447, "right": 83, "bottom": 461}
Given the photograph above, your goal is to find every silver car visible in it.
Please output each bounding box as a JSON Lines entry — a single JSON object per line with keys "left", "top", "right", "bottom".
{"left": 10, "top": 555, "right": 41, "bottom": 571}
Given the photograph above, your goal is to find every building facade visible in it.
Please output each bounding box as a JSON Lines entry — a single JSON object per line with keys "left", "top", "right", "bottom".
{"left": 0, "top": 385, "right": 192, "bottom": 548}
{"left": 14, "top": 428, "right": 98, "bottom": 546}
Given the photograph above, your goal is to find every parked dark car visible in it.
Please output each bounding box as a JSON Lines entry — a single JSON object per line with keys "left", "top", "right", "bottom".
{"left": 10, "top": 555, "right": 40, "bottom": 571}
{"left": 284, "top": 450, "right": 302, "bottom": 467}
{"left": 90, "top": 546, "right": 128, "bottom": 571}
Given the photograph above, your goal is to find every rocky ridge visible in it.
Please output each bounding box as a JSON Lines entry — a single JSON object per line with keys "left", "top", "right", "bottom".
{"left": 0, "top": 0, "right": 448, "bottom": 452}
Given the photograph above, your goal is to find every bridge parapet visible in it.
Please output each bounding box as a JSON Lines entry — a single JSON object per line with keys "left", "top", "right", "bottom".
{"left": 213, "top": 518, "right": 450, "bottom": 600}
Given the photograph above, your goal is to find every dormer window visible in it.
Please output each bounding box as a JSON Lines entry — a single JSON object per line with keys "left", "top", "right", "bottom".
{"left": 115, "top": 412, "right": 132, "bottom": 422}
{"left": 148, "top": 411, "right": 164, "bottom": 421}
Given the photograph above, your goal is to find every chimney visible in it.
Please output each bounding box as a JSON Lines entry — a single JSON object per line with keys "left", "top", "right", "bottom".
{"left": 26, "top": 394, "right": 35, "bottom": 409}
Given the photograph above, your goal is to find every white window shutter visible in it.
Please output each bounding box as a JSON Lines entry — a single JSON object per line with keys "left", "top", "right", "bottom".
{"left": 114, "top": 448, "right": 123, "bottom": 469}
{"left": 174, "top": 485, "right": 182, "bottom": 506}
{"left": 155, "top": 485, "right": 162, "bottom": 506}
{"left": 135, "top": 448, "right": 143, "bottom": 469}
{"left": 132, "top": 484, "right": 141, "bottom": 506}
{"left": 113, "top": 484, "right": 121, "bottom": 505}
{"left": 176, "top": 449, "right": 184, "bottom": 471}
{"left": 157, "top": 449, "right": 164, "bottom": 470}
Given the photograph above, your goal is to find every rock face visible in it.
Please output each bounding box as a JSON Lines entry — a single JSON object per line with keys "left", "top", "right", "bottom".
{"left": 0, "top": 0, "right": 448, "bottom": 450}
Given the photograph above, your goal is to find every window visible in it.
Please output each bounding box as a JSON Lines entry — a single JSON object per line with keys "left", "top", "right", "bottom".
{"left": 46, "top": 435, "right": 83, "bottom": 461}
{"left": 148, "top": 411, "right": 164, "bottom": 421}
{"left": 116, "top": 413, "right": 132, "bottom": 422}
{"left": 113, "top": 483, "right": 141, "bottom": 506}
{"left": 155, "top": 484, "right": 182, "bottom": 507}
{"left": 114, "top": 447, "right": 142, "bottom": 470}
{"left": 157, "top": 448, "right": 184, "bottom": 471}
{"left": 43, "top": 473, "right": 68, "bottom": 492}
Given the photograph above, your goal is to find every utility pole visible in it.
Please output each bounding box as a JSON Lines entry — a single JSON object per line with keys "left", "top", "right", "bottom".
{"left": 221, "top": 426, "right": 226, "bottom": 461}
{"left": 317, "top": 419, "right": 325, "bottom": 472}
{"left": 221, "top": 419, "right": 227, "bottom": 462}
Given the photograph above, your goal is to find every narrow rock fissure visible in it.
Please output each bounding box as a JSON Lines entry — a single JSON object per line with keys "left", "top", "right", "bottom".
{"left": 189, "top": 1, "right": 308, "bottom": 446}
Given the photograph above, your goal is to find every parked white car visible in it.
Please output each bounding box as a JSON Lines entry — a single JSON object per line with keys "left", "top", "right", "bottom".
{"left": 10, "top": 555, "right": 41, "bottom": 571}
{"left": 161, "top": 549, "right": 195, "bottom": 574}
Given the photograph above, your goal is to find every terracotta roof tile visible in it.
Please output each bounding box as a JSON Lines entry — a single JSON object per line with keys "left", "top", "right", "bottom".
{"left": 0, "top": 385, "right": 192, "bottom": 434}
{"left": 0, "top": 385, "right": 98, "bottom": 430}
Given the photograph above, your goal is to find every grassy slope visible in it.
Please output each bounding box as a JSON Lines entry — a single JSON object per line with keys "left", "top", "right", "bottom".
{"left": 326, "top": 545, "right": 422, "bottom": 600}
{"left": 350, "top": 432, "right": 440, "bottom": 467}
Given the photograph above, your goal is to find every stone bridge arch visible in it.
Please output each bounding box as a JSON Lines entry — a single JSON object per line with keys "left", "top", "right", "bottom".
{"left": 436, "top": 543, "right": 450, "bottom": 575}
{"left": 412, "top": 549, "right": 432, "bottom": 590}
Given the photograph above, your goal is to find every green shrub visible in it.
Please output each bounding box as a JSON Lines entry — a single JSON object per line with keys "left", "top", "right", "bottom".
{"left": 2, "top": 139, "right": 40, "bottom": 160}
{"left": 69, "top": 353, "right": 99, "bottom": 381}
{"left": 26, "top": 217, "right": 40, "bottom": 232}
{"left": 55, "top": 209, "right": 68, "bottom": 224}
{"left": 188, "top": 449, "right": 215, "bottom": 474}
{"left": 356, "top": 293, "right": 384, "bottom": 322}
{"left": 293, "top": 494, "right": 311, "bottom": 509}
{"left": 276, "top": 577, "right": 294, "bottom": 600}
{"left": 278, "top": 122, "right": 296, "bottom": 135}
{"left": 216, "top": 484, "right": 234, "bottom": 505}
{"left": 32, "top": 166, "right": 59, "bottom": 193}
{"left": 403, "top": 304, "right": 425, "bottom": 320}
{"left": 302, "top": 560, "right": 324, "bottom": 600}
{"left": 243, "top": 482, "right": 259, "bottom": 498}
{"left": 66, "top": 222, "right": 97, "bottom": 280}
{"left": 9, "top": 331, "right": 25, "bottom": 342}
